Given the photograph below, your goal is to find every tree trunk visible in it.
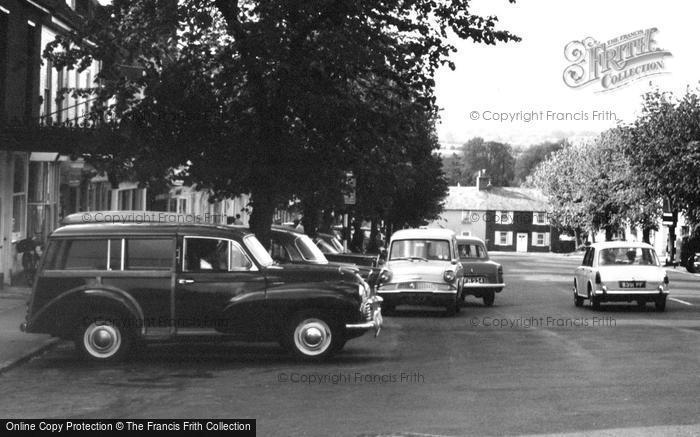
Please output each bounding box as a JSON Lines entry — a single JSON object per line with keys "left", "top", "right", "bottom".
{"left": 604, "top": 227, "right": 614, "bottom": 241}
{"left": 320, "top": 209, "right": 334, "bottom": 233}
{"left": 351, "top": 219, "right": 364, "bottom": 253}
{"left": 248, "top": 189, "right": 276, "bottom": 250}
{"left": 302, "top": 202, "right": 321, "bottom": 238}
{"left": 642, "top": 227, "right": 651, "bottom": 244}
{"left": 366, "top": 219, "right": 381, "bottom": 254}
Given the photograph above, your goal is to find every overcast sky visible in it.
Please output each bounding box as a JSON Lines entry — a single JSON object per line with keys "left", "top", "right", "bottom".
{"left": 434, "top": 0, "right": 700, "bottom": 148}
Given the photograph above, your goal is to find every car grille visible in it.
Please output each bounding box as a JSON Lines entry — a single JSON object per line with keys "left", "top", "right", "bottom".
{"left": 396, "top": 281, "right": 437, "bottom": 290}
{"left": 361, "top": 300, "right": 373, "bottom": 321}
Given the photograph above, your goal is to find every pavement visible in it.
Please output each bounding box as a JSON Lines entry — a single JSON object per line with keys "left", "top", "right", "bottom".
{"left": 0, "top": 286, "right": 59, "bottom": 374}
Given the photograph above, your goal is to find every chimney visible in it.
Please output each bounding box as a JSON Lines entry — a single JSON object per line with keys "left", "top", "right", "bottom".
{"left": 476, "top": 169, "right": 491, "bottom": 191}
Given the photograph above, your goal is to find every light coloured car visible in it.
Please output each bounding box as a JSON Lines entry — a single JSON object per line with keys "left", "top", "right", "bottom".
{"left": 456, "top": 236, "right": 505, "bottom": 306}
{"left": 376, "top": 228, "right": 463, "bottom": 316}
{"left": 573, "top": 241, "right": 669, "bottom": 311}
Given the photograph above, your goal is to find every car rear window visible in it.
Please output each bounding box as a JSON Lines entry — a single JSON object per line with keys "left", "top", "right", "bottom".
{"left": 45, "top": 239, "right": 108, "bottom": 270}
{"left": 458, "top": 243, "right": 487, "bottom": 259}
{"left": 599, "top": 247, "right": 658, "bottom": 266}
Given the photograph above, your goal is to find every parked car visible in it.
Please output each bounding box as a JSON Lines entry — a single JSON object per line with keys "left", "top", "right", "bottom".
{"left": 21, "top": 212, "right": 382, "bottom": 361}
{"left": 456, "top": 236, "right": 504, "bottom": 306}
{"left": 376, "top": 228, "right": 463, "bottom": 316}
{"left": 265, "top": 226, "right": 376, "bottom": 282}
{"left": 314, "top": 232, "right": 379, "bottom": 268}
{"left": 573, "top": 241, "right": 669, "bottom": 311}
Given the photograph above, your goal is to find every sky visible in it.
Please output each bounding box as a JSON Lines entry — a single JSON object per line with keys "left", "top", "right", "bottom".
{"left": 434, "top": 0, "right": 700, "bottom": 149}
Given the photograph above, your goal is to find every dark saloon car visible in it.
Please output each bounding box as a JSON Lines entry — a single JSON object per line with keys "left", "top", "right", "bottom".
{"left": 456, "top": 236, "right": 504, "bottom": 306}
{"left": 21, "top": 212, "right": 382, "bottom": 362}
{"left": 267, "top": 227, "right": 376, "bottom": 283}
{"left": 314, "top": 232, "right": 380, "bottom": 268}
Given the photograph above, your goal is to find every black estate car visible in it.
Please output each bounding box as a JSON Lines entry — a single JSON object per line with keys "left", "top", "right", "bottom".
{"left": 21, "top": 212, "right": 382, "bottom": 361}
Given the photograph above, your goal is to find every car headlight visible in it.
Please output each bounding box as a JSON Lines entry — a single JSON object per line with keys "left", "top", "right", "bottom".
{"left": 444, "top": 270, "right": 456, "bottom": 283}
{"left": 378, "top": 269, "right": 392, "bottom": 285}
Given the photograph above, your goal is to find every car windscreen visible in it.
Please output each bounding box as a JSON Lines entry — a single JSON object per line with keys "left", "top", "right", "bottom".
{"left": 244, "top": 235, "right": 274, "bottom": 267}
{"left": 327, "top": 235, "right": 345, "bottom": 253}
{"left": 316, "top": 239, "right": 339, "bottom": 254}
{"left": 458, "top": 243, "right": 487, "bottom": 259}
{"left": 390, "top": 239, "right": 451, "bottom": 261}
{"left": 598, "top": 247, "right": 659, "bottom": 266}
{"left": 295, "top": 235, "right": 329, "bottom": 263}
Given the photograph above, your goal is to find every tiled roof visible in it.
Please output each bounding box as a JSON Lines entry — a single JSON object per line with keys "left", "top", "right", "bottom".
{"left": 443, "top": 186, "right": 549, "bottom": 212}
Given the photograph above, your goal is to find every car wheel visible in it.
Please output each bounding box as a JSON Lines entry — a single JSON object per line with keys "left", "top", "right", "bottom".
{"left": 483, "top": 292, "right": 495, "bottom": 307}
{"left": 588, "top": 285, "right": 600, "bottom": 309}
{"left": 573, "top": 287, "right": 584, "bottom": 307}
{"left": 285, "top": 312, "right": 342, "bottom": 360}
{"left": 655, "top": 297, "right": 666, "bottom": 312}
{"left": 75, "top": 313, "right": 133, "bottom": 362}
{"left": 686, "top": 258, "right": 697, "bottom": 274}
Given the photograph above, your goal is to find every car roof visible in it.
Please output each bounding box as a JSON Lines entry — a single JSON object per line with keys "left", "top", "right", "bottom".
{"left": 54, "top": 211, "right": 252, "bottom": 238}
{"left": 456, "top": 236, "right": 486, "bottom": 244}
{"left": 390, "top": 228, "right": 456, "bottom": 241}
{"left": 587, "top": 241, "right": 655, "bottom": 250}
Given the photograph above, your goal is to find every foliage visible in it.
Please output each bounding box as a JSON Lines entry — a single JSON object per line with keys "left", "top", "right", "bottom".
{"left": 626, "top": 86, "right": 700, "bottom": 223}
{"left": 44, "top": 0, "right": 520, "bottom": 243}
{"left": 512, "top": 139, "right": 566, "bottom": 185}
{"left": 444, "top": 137, "right": 516, "bottom": 186}
{"left": 530, "top": 129, "right": 661, "bottom": 241}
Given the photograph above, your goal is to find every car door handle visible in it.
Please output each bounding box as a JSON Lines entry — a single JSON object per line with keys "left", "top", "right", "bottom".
{"left": 178, "top": 279, "right": 195, "bottom": 284}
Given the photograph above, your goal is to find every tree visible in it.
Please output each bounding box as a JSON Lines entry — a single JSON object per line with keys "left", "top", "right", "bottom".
{"left": 530, "top": 129, "right": 661, "bottom": 242}
{"left": 456, "top": 137, "right": 516, "bottom": 186}
{"left": 46, "top": 0, "right": 520, "bottom": 246}
{"left": 626, "top": 86, "right": 700, "bottom": 224}
{"left": 512, "top": 139, "right": 566, "bottom": 185}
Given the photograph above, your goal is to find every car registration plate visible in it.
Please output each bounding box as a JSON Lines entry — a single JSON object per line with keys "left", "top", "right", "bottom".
{"left": 619, "top": 281, "right": 646, "bottom": 288}
{"left": 465, "top": 276, "right": 486, "bottom": 284}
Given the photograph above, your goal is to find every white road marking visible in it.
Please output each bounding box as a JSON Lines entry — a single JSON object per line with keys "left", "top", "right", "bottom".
{"left": 670, "top": 297, "right": 693, "bottom": 306}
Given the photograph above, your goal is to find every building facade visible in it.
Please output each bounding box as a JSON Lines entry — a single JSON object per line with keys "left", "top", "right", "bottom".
{"left": 0, "top": 0, "right": 101, "bottom": 285}
{"left": 429, "top": 173, "right": 558, "bottom": 252}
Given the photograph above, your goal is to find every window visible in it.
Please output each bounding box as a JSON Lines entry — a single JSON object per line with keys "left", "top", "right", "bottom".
{"left": 55, "top": 239, "right": 108, "bottom": 270}
{"left": 295, "top": 235, "right": 327, "bottom": 263}
{"left": 494, "top": 231, "right": 512, "bottom": 246}
{"left": 270, "top": 240, "right": 291, "bottom": 263}
{"left": 12, "top": 154, "right": 28, "bottom": 241}
{"left": 183, "top": 237, "right": 253, "bottom": 272}
{"left": 531, "top": 232, "right": 550, "bottom": 247}
{"left": 125, "top": 239, "right": 173, "bottom": 270}
{"left": 230, "top": 241, "right": 253, "bottom": 270}
{"left": 184, "top": 238, "right": 229, "bottom": 272}
{"left": 533, "top": 212, "right": 547, "bottom": 225}
{"left": 599, "top": 247, "right": 659, "bottom": 266}
{"left": 389, "top": 239, "right": 451, "bottom": 261}
{"left": 494, "top": 211, "right": 513, "bottom": 225}
{"left": 458, "top": 243, "right": 487, "bottom": 259}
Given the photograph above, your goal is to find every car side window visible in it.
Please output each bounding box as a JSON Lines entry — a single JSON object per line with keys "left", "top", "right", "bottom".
{"left": 184, "top": 237, "right": 229, "bottom": 272}
{"left": 230, "top": 241, "right": 253, "bottom": 270}
{"left": 270, "top": 240, "right": 291, "bottom": 263}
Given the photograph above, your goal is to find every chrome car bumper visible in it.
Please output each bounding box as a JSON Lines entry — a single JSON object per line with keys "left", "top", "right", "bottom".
{"left": 462, "top": 282, "right": 506, "bottom": 288}
{"left": 346, "top": 296, "right": 383, "bottom": 337}
{"left": 591, "top": 288, "right": 669, "bottom": 296}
